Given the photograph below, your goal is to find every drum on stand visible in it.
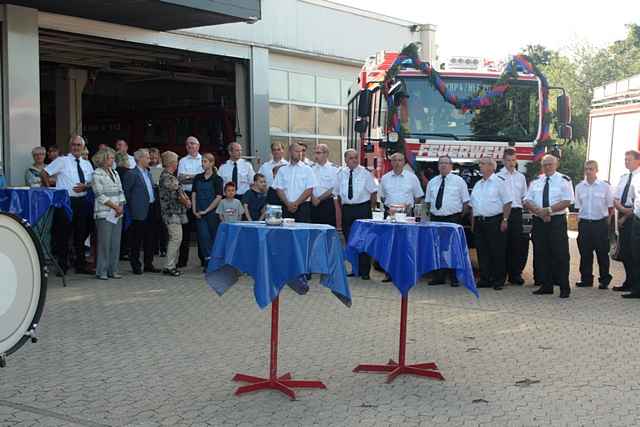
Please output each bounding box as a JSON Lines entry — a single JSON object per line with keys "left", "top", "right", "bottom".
{"left": 0, "top": 212, "right": 47, "bottom": 367}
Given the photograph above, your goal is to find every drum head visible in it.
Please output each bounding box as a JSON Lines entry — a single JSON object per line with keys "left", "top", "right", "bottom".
{"left": 0, "top": 212, "right": 46, "bottom": 356}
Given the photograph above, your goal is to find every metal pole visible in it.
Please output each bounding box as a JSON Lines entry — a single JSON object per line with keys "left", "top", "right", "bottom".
{"left": 399, "top": 295, "right": 408, "bottom": 366}
{"left": 269, "top": 296, "right": 279, "bottom": 380}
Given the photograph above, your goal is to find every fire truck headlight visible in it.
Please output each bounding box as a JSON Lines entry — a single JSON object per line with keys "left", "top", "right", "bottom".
{"left": 388, "top": 132, "right": 399, "bottom": 143}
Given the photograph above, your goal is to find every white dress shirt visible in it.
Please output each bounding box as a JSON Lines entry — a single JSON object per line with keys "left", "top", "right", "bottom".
{"left": 470, "top": 174, "right": 512, "bottom": 217}
{"left": 219, "top": 158, "right": 255, "bottom": 196}
{"left": 524, "top": 172, "right": 575, "bottom": 216}
{"left": 574, "top": 179, "right": 612, "bottom": 220}
{"left": 44, "top": 154, "right": 94, "bottom": 197}
{"left": 497, "top": 167, "right": 527, "bottom": 209}
{"left": 177, "top": 153, "right": 204, "bottom": 192}
{"left": 273, "top": 161, "right": 316, "bottom": 203}
{"left": 614, "top": 168, "right": 640, "bottom": 207}
{"left": 426, "top": 173, "right": 470, "bottom": 216}
{"left": 380, "top": 170, "right": 424, "bottom": 207}
{"left": 258, "top": 158, "right": 288, "bottom": 188}
{"left": 334, "top": 165, "right": 378, "bottom": 205}
{"left": 312, "top": 161, "right": 339, "bottom": 198}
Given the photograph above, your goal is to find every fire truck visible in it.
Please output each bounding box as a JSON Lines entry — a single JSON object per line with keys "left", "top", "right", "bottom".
{"left": 346, "top": 46, "right": 572, "bottom": 188}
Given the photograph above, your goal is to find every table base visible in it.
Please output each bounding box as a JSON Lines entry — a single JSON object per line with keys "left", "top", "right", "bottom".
{"left": 353, "top": 295, "right": 445, "bottom": 383}
{"left": 232, "top": 296, "right": 326, "bottom": 400}
{"left": 233, "top": 372, "right": 326, "bottom": 400}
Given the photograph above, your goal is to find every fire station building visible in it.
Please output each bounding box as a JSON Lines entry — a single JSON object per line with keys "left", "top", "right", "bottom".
{"left": 0, "top": 0, "right": 435, "bottom": 185}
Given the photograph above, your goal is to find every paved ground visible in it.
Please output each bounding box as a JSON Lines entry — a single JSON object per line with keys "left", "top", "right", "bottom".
{"left": 2, "top": 235, "right": 640, "bottom": 427}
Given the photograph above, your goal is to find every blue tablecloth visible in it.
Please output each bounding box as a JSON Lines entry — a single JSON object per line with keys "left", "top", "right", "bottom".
{"left": 206, "top": 222, "right": 351, "bottom": 309}
{"left": 346, "top": 220, "right": 478, "bottom": 297}
{"left": 0, "top": 188, "right": 72, "bottom": 225}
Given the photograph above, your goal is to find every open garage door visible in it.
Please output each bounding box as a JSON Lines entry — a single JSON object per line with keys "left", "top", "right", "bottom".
{"left": 39, "top": 29, "right": 247, "bottom": 161}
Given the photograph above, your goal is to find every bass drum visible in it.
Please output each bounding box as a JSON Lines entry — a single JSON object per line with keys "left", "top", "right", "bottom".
{"left": 0, "top": 212, "right": 47, "bottom": 367}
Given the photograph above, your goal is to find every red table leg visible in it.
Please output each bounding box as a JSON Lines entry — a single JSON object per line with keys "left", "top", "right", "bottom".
{"left": 354, "top": 294, "right": 445, "bottom": 383}
{"left": 233, "top": 296, "right": 326, "bottom": 399}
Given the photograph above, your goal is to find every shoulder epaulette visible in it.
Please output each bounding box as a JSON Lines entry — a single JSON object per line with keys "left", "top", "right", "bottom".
{"left": 561, "top": 174, "right": 571, "bottom": 181}
{"left": 496, "top": 175, "right": 505, "bottom": 181}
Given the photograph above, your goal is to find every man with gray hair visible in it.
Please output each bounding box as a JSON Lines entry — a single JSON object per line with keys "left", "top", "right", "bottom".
{"left": 524, "top": 154, "right": 574, "bottom": 298}
{"left": 574, "top": 160, "right": 613, "bottom": 289}
{"left": 470, "top": 157, "right": 512, "bottom": 290}
{"left": 42, "top": 135, "right": 95, "bottom": 274}
{"left": 123, "top": 148, "right": 160, "bottom": 274}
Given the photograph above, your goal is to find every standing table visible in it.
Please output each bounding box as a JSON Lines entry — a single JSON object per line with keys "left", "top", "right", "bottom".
{"left": 0, "top": 188, "right": 72, "bottom": 286}
{"left": 346, "top": 219, "right": 478, "bottom": 383}
{"left": 205, "top": 222, "right": 351, "bottom": 399}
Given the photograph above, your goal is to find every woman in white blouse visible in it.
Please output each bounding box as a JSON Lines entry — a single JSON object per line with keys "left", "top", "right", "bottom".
{"left": 91, "top": 148, "right": 126, "bottom": 280}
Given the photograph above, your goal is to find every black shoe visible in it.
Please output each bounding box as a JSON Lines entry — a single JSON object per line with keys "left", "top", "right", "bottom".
{"left": 132, "top": 268, "right": 143, "bottom": 275}
{"left": 428, "top": 280, "right": 445, "bottom": 286}
{"left": 493, "top": 284, "right": 504, "bottom": 290}
{"left": 509, "top": 275, "right": 525, "bottom": 285}
{"left": 477, "top": 281, "right": 492, "bottom": 288}
{"left": 163, "top": 268, "right": 181, "bottom": 277}
{"left": 159, "top": 251, "right": 167, "bottom": 258}
{"left": 559, "top": 290, "right": 571, "bottom": 299}
{"left": 347, "top": 273, "right": 356, "bottom": 278}
{"left": 450, "top": 281, "right": 460, "bottom": 288}
{"left": 599, "top": 274, "right": 612, "bottom": 287}
{"left": 382, "top": 276, "right": 392, "bottom": 283}
{"left": 533, "top": 288, "right": 553, "bottom": 295}
{"left": 598, "top": 284, "right": 609, "bottom": 290}
{"left": 120, "top": 254, "right": 130, "bottom": 261}
{"left": 361, "top": 275, "right": 370, "bottom": 280}
{"left": 613, "top": 285, "right": 631, "bottom": 292}
{"left": 622, "top": 293, "right": 640, "bottom": 299}
{"left": 176, "top": 262, "right": 187, "bottom": 269}
{"left": 144, "top": 266, "right": 161, "bottom": 273}
{"left": 575, "top": 282, "right": 593, "bottom": 288}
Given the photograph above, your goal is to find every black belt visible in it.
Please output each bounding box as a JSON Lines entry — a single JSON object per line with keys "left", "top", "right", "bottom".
{"left": 475, "top": 214, "right": 502, "bottom": 222}
{"left": 343, "top": 201, "right": 370, "bottom": 208}
{"left": 580, "top": 217, "right": 607, "bottom": 223}
{"left": 511, "top": 207, "right": 522, "bottom": 211}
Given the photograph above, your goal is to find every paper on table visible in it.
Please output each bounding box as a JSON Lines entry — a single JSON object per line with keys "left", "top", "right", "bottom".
{"left": 105, "top": 209, "right": 119, "bottom": 225}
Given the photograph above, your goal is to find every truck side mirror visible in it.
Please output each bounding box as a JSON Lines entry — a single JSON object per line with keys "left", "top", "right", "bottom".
{"left": 556, "top": 94, "right": 572, "bottom": 125}
{"left": 357, "top": 90, "right": 371, "bottom": 118}
{"left": 559, "top": 124, "right": 573, "bottom": 140}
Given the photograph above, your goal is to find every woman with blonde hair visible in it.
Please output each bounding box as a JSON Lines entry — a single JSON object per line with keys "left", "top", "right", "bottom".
{"left": 25, "top": 146, "right": 47, "bottom": 187}
{"left": 159, "top": 150, "right": 191, "bottom": 276}
{"left": 91, "top": 148, "right": 126, "bottom": 280}
{"left": 191, "top": 152, "right": 223, "bottom": 269}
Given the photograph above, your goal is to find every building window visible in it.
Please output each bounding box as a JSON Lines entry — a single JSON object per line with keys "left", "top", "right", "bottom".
{"left": 291, "top": 105, "right": 316, "bottom": 134}
{"left": 342, "top": 79, "right": 354, "bottom": 106}
{"left": 269, "top": 102, "right": 289, "bottom": 133}
{"left": 289, "top": 72, "right": 315, "bottom": 103}
{"left": 269, "top": 69, "right": 288, "bottom": 100}
{"left": 318, "top": 138, "right": 343, "bottom": 165}
{"left": 316, "top": 76, "right": 341, "bottom": 106}
{"left": 318, "top": 107, "right": 341, "bottom": 136}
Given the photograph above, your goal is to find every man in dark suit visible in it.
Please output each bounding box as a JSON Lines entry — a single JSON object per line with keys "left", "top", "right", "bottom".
{"left": 123, "top": 149, "right": 159, "bottom": 274}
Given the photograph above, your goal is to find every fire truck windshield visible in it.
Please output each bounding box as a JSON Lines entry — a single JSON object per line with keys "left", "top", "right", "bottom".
{"left": 399, "top": 76, "right": 539, "bottom": 142}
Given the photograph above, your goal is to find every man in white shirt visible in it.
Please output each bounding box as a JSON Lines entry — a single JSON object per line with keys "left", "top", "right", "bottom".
{"left": 470, "top": 157, "right": 512, "bottom": 290}
{"left": 379, "top": 152, "right": 424, "bottom": 211}
{"left": 273, "top": 142, "right": 316, "bottom": 222}
{"left": 115, "top": 139, "right": 136, "bottom": 169}
{"left": 425, "top": 155, "right": 469, "bottom": 286}
{"left": 219, "top": 142, "right": 255, "bottom": 200}
{"left": 335, "top": 149, "right": 378, "bottom": 280}
{"left": 299, "top": 142, "right": 314, "bottom": 166}
{"left": 258, "top": 142, "right": 288, "bottom": 188}
{"left": 497, "top": 148, "right": 528, "bottom": 285}
{"left": 574, "top": 160, "right": 613, "bottom": 289}
{"left": 311, "top": 144, "right": 339, "bottom": 226}
{"left": 524, "top": 154, "right": 575, "bottom": 298}
{"left": 177, "top": 136, "right": 204, "bottom": 268}
{"left": 42, "top": 134, "right": 95, "bottom": 275}
{"left": 612, "top": 150, "right": 640, "bottom": 292}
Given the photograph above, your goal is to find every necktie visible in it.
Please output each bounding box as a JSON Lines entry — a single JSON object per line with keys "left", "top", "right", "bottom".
{"left": 75, "top": 158, "right": 85, "bottom": 184}
{"left": 348, "top": 169, "right": 354, "bottom": 200}
{"left": 435, "top": 176, "right": 445, "bottom": 210}
{"left": 232, "top": 162, "right": 238, "bottom": 187}
{"left": 542, "top": 176, "right": 550, "bottom": 208}
{"left": 621, "top": 173, "right": 632, "bottom": 206}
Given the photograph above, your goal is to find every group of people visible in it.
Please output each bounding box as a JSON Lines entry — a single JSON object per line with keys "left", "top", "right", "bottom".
{"left": 26, "top": 134, "right": 640, "bottom": 300}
